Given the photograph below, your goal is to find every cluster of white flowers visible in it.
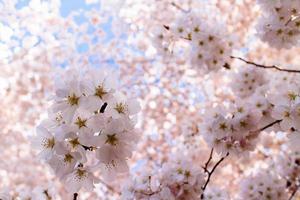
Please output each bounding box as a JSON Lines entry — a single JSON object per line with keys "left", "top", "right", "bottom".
{"left": 201, "top": 104, "right": 262, "bottom": 155}
{"left": 269, "top": 84, "right": 300, "bottom": 132}
{"left": 203, "top": 187, "right": 230, "bottom": 200}
{"left": 276, "top": 148, "right": 300, "bottom": 187}
{"left": 0, "top": 184, "right": 57, "bottom": 200}
{"left": 238, "top": 170, "right": 288, "bottom": 200}
{"left": 122, "top": 157, "right": 205, "bottom": 200}
{"left": 257, "top": 0, "right": 300, "bottom": 49}
{"left": 149, "top": 25, "right": 174, "bottom": 57}
{"left": 150, "top": 11, "right": 234, "bottom": 73}
{"left": 32, "top": 67, "right": 141, "bottom": 193}
{"left": 230, "top": 67, "right": 267, "bottom": 98}
{"left": 171, "top": 12, "right": 234, "bottom": 73}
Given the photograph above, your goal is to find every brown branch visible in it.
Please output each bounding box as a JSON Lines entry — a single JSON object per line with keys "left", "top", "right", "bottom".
{"left": 171, "top": 2, "right": 190, "bottom": 13}
{"left": 259, "top": 120, "right": 282, "bottom": 132}
{"left": 289, "top": 186, "right": 299, "bottom": 200}
{"left": 202, "top": 148, "right": 214, "bottom": 173}
{"left": 43, "top": 190, "right": 52, "bottom": 200}
{"left": 231, "top": 56, "right": 300, "bottom": 73}
{"left": 201, "top": 151, "right": 229, "bottom": 199}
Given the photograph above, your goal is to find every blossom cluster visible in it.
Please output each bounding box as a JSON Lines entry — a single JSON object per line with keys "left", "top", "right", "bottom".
{"left": 203, "top": 187, "right": 230, "bottom": 200}
{"left": 257, "top": 0, "right": 300, "bottom": 49}
{"left": 238, "top": 170, "right": 288, "bottom": 200}
{"left": 201, "top": 104, "right": 262, "bottom": 155}
{"left": 2, "top": 0, "right": 300, "bottom": 199}
{"left": 275, "top": 147, "right": 300, "bottom": 188}
{"left": 230, "top": 67, "right": 267, "bottom": 98}
{"left": 122, "top": 157, "right": 205, "bottom": 200}
{"left": 151, "top": 11, "right": 234, "bottom": 73}
{"left": 0, "top": 184, "right": 58, "bottom": 200}
{"left": 32, "top": 66, "right": 141, "bottom": 193}
{"left": 269, "top": 84, "right": 299, "bottom": 130}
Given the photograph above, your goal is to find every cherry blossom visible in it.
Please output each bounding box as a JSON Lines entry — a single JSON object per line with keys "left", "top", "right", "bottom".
{"left": 33, "top": 66, "right": 141, "bottom": 194}
{"left": 1, "top": 0, "right": 300, "bottom": 199}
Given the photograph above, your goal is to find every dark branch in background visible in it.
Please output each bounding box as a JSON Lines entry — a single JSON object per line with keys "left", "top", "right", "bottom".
{"left": 73, "top": 193, "right": 78, "bottom": 200}
{"left": 259, "top": 119, "right": 282, "bottom": 132}
{"left": 231, "top": 56, "right": 300, "bottom": 73}
{"left": 201, "top": 149, "right": 229, "bottom": 199}
{"left": 171, "top": 2, "right": 191, "bottom": 13}
{"left": 43, "top": 190, "right": 52, "bottom": 200}
{"left": 289, "top": 185, "right": 299, "bottom": 200}
{"left": 100, "top": 102, "right": 108, "bottom": 113}
{"left": 202, "top": 148, "right": 214, "bottom": 173}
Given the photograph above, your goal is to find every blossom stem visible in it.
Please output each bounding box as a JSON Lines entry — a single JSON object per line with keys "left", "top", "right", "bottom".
{"left": 201, "top": 151, "right": 229, "bottom": 199}
{"left": 73, "top": 193, "right": 78, "bottom": 200}
{"left": 231, "top": 56, "right": 300, "bottom": 73}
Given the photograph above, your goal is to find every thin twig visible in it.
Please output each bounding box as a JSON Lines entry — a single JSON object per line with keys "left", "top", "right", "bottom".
{"left": 259, "top": 120, "right": 282, "bottom": 132}
{"left": 231, "top": 56, "right": 300, "bottom": 73}
{"left": 202, "top": 148, "right": 214, "bottom": 173}
{"left": 43, "top": 190, "right": 52, "bottom": 200}
{"left": 201, "top": 152, "right": 229, "bottom": 199}
{"left": 289, "top": 186, "right": 299, "bottom": 200}
{"left": 171, "top": 2, "right": 191, "bottom": 13}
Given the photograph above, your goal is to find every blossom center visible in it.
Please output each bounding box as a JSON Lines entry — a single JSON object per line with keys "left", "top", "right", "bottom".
{"left": 75, "top": 169, "right": 87, "bottom": 180}
{"left": 64, "top": 153, "right": 74, "bottom": 163}
{"left": 114, "top": 102, "right": 126, "bottom": 114}
{"left": 69, "top": 138, "right": 80, "bottom": 148}
{"left": 75, "top": 117, "right": 87, "bottom": 129}
{"left": 105, "top": 134, "right": 118, "bottom": 146}
{"left": 43, "top": 137, "right": 55, "bottom": 149}
{"left": 67, "top": 93, "right": 80, "bottom": 106}
{"left": 288, "top": 92, "right": 297, "bottom": 101}
{"left": 95, "top": 85, "right": 108, "bottom": 99}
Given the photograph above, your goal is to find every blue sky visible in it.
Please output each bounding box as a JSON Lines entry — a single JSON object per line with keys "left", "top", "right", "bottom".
{"left": 15, "top": 0, "right": 99, "bottom": 16}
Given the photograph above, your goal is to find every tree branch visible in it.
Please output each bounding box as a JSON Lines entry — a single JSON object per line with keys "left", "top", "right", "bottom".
{"left": 201, "top": 151, "right": 229, "bottom": 199}
{"left": 171, "top": 2, "right": 190, "bottom": 13}
{"left": 202, "top": 148, "right": 214, "bottom": 173}
{"left": 259, "top": 120, "right": 282, "bottom": 132}
{"left": 231, "top": 56, "right": 300, "bottom": 73}
{"left": 289, "top": 186, "right": 299, "bottom": 200}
